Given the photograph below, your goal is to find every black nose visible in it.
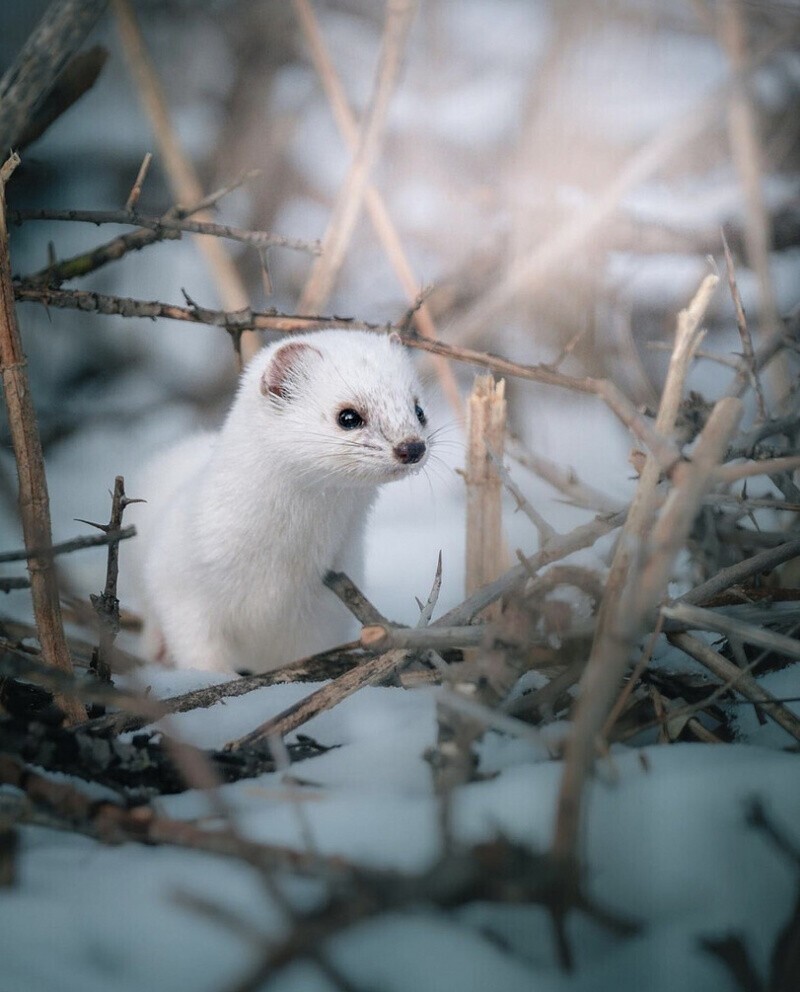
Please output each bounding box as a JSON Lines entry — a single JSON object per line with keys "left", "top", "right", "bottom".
{"left": 394, "top": 439, "right": 426, "bottom": 465}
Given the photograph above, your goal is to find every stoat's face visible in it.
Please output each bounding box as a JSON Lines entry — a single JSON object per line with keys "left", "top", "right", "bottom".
{"left": 252, "top": 330, "right": 433, "bottom": 489}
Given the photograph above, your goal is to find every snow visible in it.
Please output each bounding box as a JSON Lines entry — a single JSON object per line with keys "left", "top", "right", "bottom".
{"left": 4, "top": 673, "right": 799, "bottom": 991}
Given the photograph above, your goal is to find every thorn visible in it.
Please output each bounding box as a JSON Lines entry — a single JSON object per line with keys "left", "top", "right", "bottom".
{"left": 74, "top": 517, "right": 109, "bottom": 533}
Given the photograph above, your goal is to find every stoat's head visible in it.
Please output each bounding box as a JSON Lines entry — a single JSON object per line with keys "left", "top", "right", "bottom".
{"left": 240, "top": 330, "right": 432, "bottom": 488}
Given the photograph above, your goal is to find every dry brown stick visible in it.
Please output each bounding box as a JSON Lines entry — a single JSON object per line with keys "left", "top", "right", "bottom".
{"left": 0, "top": 524, "right": 135, "bottom": 562}
{"left": 465, "top": 376, "right": 507, "bottom": 613}
{"left": 487, "top": 445, "right": 557, "bottom": 546}
{"left": 224, "top": 649, "right": 409, "bottom": 750}
{"left": 323, "top": 571, "right": 390, "bottom": 627}
{"left": 21, "top": 170, "right": 263, "bottom": 287}
{"left": 548, "top": 276, "right": 719, "bottom": 773}
{"left": 679, "top": 538, "right": 800, "bottom": 606}
{"left": 506, "top": 435, "right": 626, "bottom": 515}
{"left": 0, "top": 753, "right": 332, "bottom": 874}
{"left": 124, "top": 151, "right": 153, "bottom": 212}
{"left": 552, "top": 394, "right": 743, "bottom": 871}
{"left": 662, "top": 602, "right": 800, "bottom": 662}
{"left": 0, "top": 154, "right": 84, "bottom": 725}
{"left": 442, "top": 507, "right": 629, "bottom": 627}
{"left": 291, "top": 0, "right": 463, "bottom": 420}
{"left": 112, "top": 0, "right": 259, "bottom": 364}
{"left": 716, "top": 454, "right": 800, "bottom": 484}
{"left": 15, "top": 46, "right": 108, "bottom": 152}
{"left": 298, "top": 0, "right": 418, "bottom": 314}
{"left": 722, "top": 229, "right": 766, "bottom": 422}
{"left": 225, "top": 511, "right": 629, "bottom": 748}
{"left": 14, "top": 286, "right": 391, "bottom": 335}
{"left": 718, "top": 0, "right": 790, "bottom": 407}
{"left": 571, "top": 275, "right": 717, "bottom": 662}
{"left": 601, "top": 613, "right": 665, "bottom": 740}
{"left": 0, "top": 639, "right": 163, "bottom": 717}
{"left": 360, "top": 623, "right": 486, "bottom": 653}
{"left": 0, "top": 0, "right": 110, "bottom": 150}
{"left": 11, "top": 281, "right": 736, "bottom": 469}
{"left": 12, "top": 208, "right": 319, "bottom": 255}
{"left": 83, "top": 476, "right": 141, "bottom": 681}
{"left": 667, "top": 630, "right": 800, "bottom": 743}
{"left": 78, "top": 644, "right": 365, "bottom": 736}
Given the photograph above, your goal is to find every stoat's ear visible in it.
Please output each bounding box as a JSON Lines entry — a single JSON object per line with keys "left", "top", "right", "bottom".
{"left": 261, "top": 341, "right": 322, "bottom": 400}
{"left": 388, "top": 331, "right": 402, "bottom": 346}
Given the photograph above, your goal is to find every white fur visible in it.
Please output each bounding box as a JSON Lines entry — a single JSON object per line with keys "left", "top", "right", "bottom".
{"left": 133, "top": 330, "right": 431, "bottom": 672}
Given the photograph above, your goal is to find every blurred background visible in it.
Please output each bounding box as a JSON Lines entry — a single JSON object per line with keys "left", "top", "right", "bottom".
{"left": 1, "top": 0, "right": 798, "bottom": 623}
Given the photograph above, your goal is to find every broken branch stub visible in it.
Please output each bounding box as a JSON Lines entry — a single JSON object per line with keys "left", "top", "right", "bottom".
{"left": 465, "top": 375, "right": 507, "bottom": 618}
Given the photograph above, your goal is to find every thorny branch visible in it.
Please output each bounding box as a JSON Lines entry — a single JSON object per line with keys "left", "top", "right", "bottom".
{"left": 11, "top": 207, "right": 320, "bottom": 255}
{"left": 0, "top": 153, "right": 84, "bottom": 725}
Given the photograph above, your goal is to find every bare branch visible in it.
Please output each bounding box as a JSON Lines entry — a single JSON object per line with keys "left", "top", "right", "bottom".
{"left": 124, "top": 151, "right": 153, "bottom": 212}
{"left": 291, "top": 0, "right": 463, "bottom": 419}
{"left": 662, "top": 602, "right": 800, "bottom": 663}
{"left": 722, "top": 228, "right": 767, "bottom": 421}
{"left": 0, "top": 525, "right": 135, "bottom": 563}
{"left": 298, "top": 0, "right": 419, "bottom": 313}
{"left": 113, "top": 0, "right": 261, "bottom": 362}
{"left": 11, "top": 207, "right": 320, "bottom": 255}
{"left": 667, "top": 629, "right": 800, "bottom": 743}
{"left": 0, "top": 0, "right": 109, "bottom": 150}
{"left": 0, "top": 153, "right": 84, "bottom": 725}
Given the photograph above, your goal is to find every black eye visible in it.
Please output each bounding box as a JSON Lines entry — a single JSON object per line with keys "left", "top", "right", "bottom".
{"left": 415, "top": 403, "right": 427, "bottom": 427}
{"left": 337, "top": 408, "right": 364, "bottom": 430}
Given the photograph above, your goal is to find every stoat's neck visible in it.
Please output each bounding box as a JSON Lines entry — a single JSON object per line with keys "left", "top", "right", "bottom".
{"left": 191, "top": 426, "right": 375, "bottom": 578}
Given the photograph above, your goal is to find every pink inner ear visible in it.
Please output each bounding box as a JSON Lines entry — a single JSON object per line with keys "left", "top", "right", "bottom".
{"left": 261, "top": 342, "right": 322, "bottom": 399}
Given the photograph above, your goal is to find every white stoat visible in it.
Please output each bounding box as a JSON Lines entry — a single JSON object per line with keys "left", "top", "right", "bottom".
{"left": 133, "top": 330, "right": 432, "bottom": 673}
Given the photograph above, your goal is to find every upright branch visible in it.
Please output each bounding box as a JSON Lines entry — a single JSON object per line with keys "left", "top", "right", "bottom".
{"left": 0, "top": 154, "right": 84, "bottom": 725}
{"left": 551, "top": 275, "right": 722, "bottom": 874}
{"left": 464, "top": 375, "right": 507, "bottom": 615}
{"left": 81, "top": 476, "right": 141, "bottom": 682}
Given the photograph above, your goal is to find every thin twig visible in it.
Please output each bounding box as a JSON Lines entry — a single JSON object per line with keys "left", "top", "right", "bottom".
{"left": 87, "top": 476, "right": 141, "bottom": 681}
{"left": 719, "top": 0, "right": 790, "bottom": 406}
{"left": 416, "top": 551, "right": 443, "bottom": 627}
{"left": 124, "top": 151, "right": 152, "bottom": 212}
{"left": 113, "top": 0, "right": 260, "bottom": 363}
{"left": 716, "top": 454, "right": 800, "bottom": 484}
{"left": 667, "top": 629, "right": 800, "bottom": 743}
{"left": 224, "top": 650, "right": 410, "bottom": 750}
{"left": 360, "top": 623, "right": 486, "bottom": 653}
{"left": 291, "top": 0, "right": 463, "bottom": 420}
{"left": 21, "top": 170, "right": 264, "bottom": 287}
{"left": 662, "top": 602, "right": 800, "bottom": 662}
{"left": 0, "top": 525, "right": 135, "bottom": 563}
{"left": 678, "top": 538, "right": 800, "bottom": 606}
{"left": 322, "top": 571, "right": 390, "bottom": 627}
{"left": 506, "top": 435, "right": 626, "bottom": 515}
{"left": 487, "top": 445, "right": 558, "bottom": 546}
{"left": 722, "top": 228, "right": 767, "bottom": 421}
{"left": 11, "top": 208, "right": 320, "bottom": 255}
{"left": 298, "top": 0, "right": 418, "bottom": 313}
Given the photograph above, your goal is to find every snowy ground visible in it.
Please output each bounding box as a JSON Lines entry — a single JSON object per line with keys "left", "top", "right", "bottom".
{"left": 2, "top": 666, "right": 799, "bottom": 992}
